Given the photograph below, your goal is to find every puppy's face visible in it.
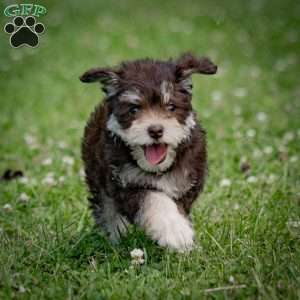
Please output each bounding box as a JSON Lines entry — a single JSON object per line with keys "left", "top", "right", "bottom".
{"left": 106, "top": 81, "right": 195, "bottom": 172}
{"left": 81, "top": 53, "right": 217, "bottom": 173}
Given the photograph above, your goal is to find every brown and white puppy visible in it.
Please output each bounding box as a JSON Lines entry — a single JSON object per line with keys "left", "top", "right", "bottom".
{"left": 80, "top": 53, "right": 217, "bottom": 251}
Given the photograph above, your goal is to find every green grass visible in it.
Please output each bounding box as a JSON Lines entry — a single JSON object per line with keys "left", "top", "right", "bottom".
{"left": 0, "top": 0, "right": 299, "bottom": 299}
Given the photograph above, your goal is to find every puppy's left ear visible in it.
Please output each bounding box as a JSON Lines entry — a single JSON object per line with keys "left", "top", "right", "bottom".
{"left": 174, "top": 53, "right": 217, "bottom": 94}
{"left": 80, "top": 67, "right": 121, "bottom": 97}
{"left": 175, "top": 52, "right": 217, "bottom": 77}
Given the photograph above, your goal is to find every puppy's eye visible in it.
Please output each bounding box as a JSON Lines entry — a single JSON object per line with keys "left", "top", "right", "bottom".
{"left": 129, "top": 105, "right": 141, "bottom": 115}
{"left": 167, "top": 103, "right": 176, "bottom": 112}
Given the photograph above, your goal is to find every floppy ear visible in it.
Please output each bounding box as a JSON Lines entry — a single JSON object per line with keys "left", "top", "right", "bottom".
{"left": 175, "top": 52, "right": 217, "bottom": 77}
{"left": 80, "top": 67, "right": 121, "bottom": 96}
{"left": 175, "top": 53, "right": 217, "bottom": 94}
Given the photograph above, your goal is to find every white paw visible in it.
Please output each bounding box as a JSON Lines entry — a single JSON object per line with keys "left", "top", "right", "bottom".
{"left": 155, "top": 214, "right": 195, "bottom": 252}
{"left": 136, "top": 191, "right": 195, "bottom": 252}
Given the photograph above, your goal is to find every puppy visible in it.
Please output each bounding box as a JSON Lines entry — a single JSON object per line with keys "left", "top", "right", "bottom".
{"left": 80, "top": 53, "right": 217, "bottom": 251}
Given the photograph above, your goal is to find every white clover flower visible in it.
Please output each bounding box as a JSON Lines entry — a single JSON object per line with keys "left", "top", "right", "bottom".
{"left": 283, "top": 132, "right": 295, "bottom": 143}
{"left": 42, "top": 177, "right": 56, "bottom": 186}
{"left": 58, "top": 176, "right": 65, "bottom": 183}
{"left": 233, "top": 203, "right": 240, "bottom": 210}
{"left": 30, "top": 178, "right": 37, "bottom": 186}
{"left": 233, "top": 87, "right": 247, "bottom": 98}
{"left": 278, "top": 144, "right": 287, "bottom": 152}
{"left": 42, "top": 173, "right": 56, "bottom": 186}
{"left": 18, "top": 177, "right": 29, "bottom": 184}
{"left": 220, "top": 179, "right": 231, "bottom": 187}
{"left": 211, "top": 91, "right": 222, "bottom": 103}
{"left": 62, "top": 155, "right": 74, "bottom": 166}
{"left": 24, "top": 134, "right": 36, "bottom": 145}
{"left": 267, "top": 174, "right": 277, "bottom": 184}
{"left": 3, "top": 203, "right": 13, "bottom": 212}
{"left": 246, "top": 129, "right": 256, "bottom": 138}
{"left": 260, "top": 174, "right": 267, "bottom": 181}
{"left": 58, "top": 141, "right": 67, "bottom": 149}
{"left": 263, "top": 146, "right": 273, "bottom": 154}
{"left": 290, "top": 155, "right": 298, "bottom": 163}
{"left": 240, "top": 156, "right": 248, "bottom": 164}
{"left": 256, "top": 112, "right": 267, "bottom": 122}
{"left": 24, "top": 134, "right": 39, "bottom": 149}
{"left": 287, "top": 220, "right": 300, "bottom": 228}
{"left": 253, "top": 149, "right": 262, "bottom": 158}
{"left": 42, "top": 158, "right": 53, "bottom": 166}
{"left": 247, "top": 176, "right": 257, "bottom": 183}
{"left": 249, "top": 66, "right": 261, "bottom": 78}
{"left": 229, "top": 275, "right": 235, "bottom": 283}
{"left": 131, "top": 257, "right": 145, "bottom": 265}
{"left": 130, "top": 248, "right": 145, "bottom": 265}
{"left": 233, "top": 106, "right": 242, "bottom": 116}
{"left": 18, "top": 177, "right": 37, "bottom": 186}
{"left": 130, "top": 248, "right": 144, "bottom": 259}
{"left": 19, "top": 192, "right": 29, "bottom": 203}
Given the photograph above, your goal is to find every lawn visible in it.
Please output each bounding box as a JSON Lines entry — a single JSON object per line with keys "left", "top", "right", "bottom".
{"left": 0, "top": 0, "right": 299, "bottom": 299}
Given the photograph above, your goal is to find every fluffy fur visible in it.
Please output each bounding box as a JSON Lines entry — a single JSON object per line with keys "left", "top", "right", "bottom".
{"left": 80, "top": 53, "right": 217, "bottom": 251}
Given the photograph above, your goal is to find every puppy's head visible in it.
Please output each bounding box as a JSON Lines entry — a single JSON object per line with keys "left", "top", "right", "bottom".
{"left": 80, "top": 53, "right": 217, "bottom": 173}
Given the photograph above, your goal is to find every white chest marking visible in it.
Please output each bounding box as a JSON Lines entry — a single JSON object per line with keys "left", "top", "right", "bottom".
{"left": 116, "top": 164, "right": 192, "bottom": 199}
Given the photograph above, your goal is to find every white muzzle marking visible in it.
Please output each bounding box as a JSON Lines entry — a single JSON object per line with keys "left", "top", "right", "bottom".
{"left": 107, "top": 112, "right": 195, "bottom": 172}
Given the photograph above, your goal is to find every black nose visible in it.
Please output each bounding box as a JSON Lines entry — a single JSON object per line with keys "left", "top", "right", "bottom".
{"left": 148, "top": 124, "right": 164, "bottom": 139}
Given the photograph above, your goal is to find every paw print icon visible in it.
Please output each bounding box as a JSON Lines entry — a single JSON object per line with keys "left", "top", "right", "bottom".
{"left": 4, "top": 16, "right": 45, "bottom": 48}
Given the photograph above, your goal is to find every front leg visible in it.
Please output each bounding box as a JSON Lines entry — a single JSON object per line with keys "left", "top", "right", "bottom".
{"left": 91, "top": 194, "right": 129, "bottom": 243}
{"left": 135, "top": 191, "right": 195, "bottom": 252}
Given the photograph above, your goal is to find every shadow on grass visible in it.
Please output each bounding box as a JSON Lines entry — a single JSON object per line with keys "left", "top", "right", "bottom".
{"left": 22, "top": 220, "right": 202, "bottom": 278}
{"left": 56, "top": 226, "right": 166, "bottom": 270}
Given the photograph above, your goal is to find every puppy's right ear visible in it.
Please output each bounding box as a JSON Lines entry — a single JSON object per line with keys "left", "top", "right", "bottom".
{"left": 80, "top": 67, "right": 120, "bottom": 96}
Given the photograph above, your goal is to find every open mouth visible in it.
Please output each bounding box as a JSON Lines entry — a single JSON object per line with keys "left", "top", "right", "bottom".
{"left": 144, "top": 144, "right": 168, "bottom": 165}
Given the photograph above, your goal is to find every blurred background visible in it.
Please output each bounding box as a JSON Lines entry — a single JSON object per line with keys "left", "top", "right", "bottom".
{"left": 0, "top": 0, "right": 299, "bottom": 298}
{"left": 0, "top": 0, "right": 299, "bottom": 163}
{"left": 0, "top": 0, "right": 299, "bottom": 167}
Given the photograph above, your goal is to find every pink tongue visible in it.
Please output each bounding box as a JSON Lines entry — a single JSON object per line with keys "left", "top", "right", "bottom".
{"left": 144, "top": 144, "right": 167, "bottom": 165}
